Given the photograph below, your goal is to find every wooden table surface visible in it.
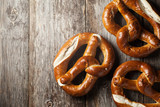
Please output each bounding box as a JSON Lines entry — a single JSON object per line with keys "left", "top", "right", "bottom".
{"left": 1, "top": 0, "right": 160, "bottom": 107}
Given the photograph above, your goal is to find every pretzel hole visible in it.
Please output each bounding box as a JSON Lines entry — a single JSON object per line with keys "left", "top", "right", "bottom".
{"left": 116, "top": 7, "right": 154, "bottom": 34}
{"left": 114, "top": 9, "right": 142, "bottom": 27}
{"left": 124, "top": 71, "right": 157, "bottom": 103}
{"left": 66, "top": 44, "right": 87, "bottom": 85}
{"left": 67, "top": 44, "right": 87, "bottom": 71}
{"left": 124, "top": 89, "right": 156, "bottom": 103}
{"left": 124, "top": 89, "right": 144, "bottom": 103}
{"left": 129, "top": 39, "right": 147, "bottom": 47}
{"left": 125, "top": 70, "right": 142, "bottom": 80}
{"left": 95, "top": 47, "right": 104, "bottom": 64}
{"left": 152, "top": 82, "right": 160, "bottom": 93}
{"left": 115, "top": 11, "right": 126, "bottom": 27}
{"left": 142, "top": 18, "right": 154, "bottom": 34}
{"left": 149, "top": 0, "right": 160, "bottom": 16}
{"left": 129, "top": 8, "right": 154, "bottom": 34}
{"left": 129, "top": 8, "right": 154, "bottom": 33}
{"left": 72, "top": 71, "right": 86, "bottom": 85}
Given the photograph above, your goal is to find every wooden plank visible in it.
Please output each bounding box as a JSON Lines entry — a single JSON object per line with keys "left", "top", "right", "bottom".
{"left": 0, "top": 0, "right": 159, "bottom": 106}
{"left": 29, "top": 0, "right": 86, "bottom": 106}
{"left": 0, "top": 0, "right": 29, "bottom": 107}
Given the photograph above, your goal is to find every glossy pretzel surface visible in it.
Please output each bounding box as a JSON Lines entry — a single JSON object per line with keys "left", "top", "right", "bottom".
{"left": 53, "top": 33, "right": 115, "bottom": 96}
{"left": 111, "top": 61, "right": 160, "bottom": 107}
{"left": 102, "top": 0, "right": 160, "bottom": 57}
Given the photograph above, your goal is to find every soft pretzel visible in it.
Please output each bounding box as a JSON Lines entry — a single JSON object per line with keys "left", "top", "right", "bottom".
{"left": 53, "top": 33, "right": 115, "bottom": 96}
{"left": 111, "top": 61, "right": 160, "bottom": 107}
{"left": 102, "top": 0, "right": 160, "bottom": 57}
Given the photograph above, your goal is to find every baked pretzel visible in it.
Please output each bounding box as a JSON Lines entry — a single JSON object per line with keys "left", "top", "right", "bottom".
{"left": 111, "top": 61, "right": 160, "bottom": 107}
{"left": 102, "top": 0, "right": 160, "bottom": 57}
{"left": 53, "top": 33, "right": 115, "bottom": 96}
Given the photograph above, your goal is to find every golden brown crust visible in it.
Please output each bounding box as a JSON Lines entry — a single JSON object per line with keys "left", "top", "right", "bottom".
{"left": 111, "top": 61, "right": 160, "bottom": 107}
{"left": 53, "top": 32, "right": 115, "bottom": 96}
{"left": 102, "top": 0, "right": 160, "bottom": 57}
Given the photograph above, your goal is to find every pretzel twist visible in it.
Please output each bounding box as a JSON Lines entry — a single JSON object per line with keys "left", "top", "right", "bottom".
{"left": 102, "top": 0, "right": 160, "bottom": 57}
{"left": 53, "top": 33, "right": 115, "bottom": 96}
{"left": 111, "top": 61, "right": 160, "bottom": 107}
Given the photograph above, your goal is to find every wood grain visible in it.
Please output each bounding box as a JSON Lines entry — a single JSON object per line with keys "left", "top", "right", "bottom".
{"left": 29, "top": 0, "right": 86, "bottom": 107}
{"left": 0, "top": 0, "right": 160, "bottom": 107}
{"left": 0, "top": 0, "right": 29, "bottom": 107}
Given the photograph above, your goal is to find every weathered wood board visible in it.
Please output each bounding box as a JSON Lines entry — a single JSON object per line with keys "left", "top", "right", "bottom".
{"left": 0, "top": 0, "right": 29, "bottom": 107}
{"left": 0, "top": 0, "right": 160, "bottom": 107}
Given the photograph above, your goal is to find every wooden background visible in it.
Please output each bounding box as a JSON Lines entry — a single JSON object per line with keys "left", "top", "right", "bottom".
{"left": 0, "top": 0, "right": 160, "bottom": 107}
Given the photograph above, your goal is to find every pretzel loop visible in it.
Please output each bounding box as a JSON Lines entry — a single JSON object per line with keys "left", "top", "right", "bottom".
{"left": 59, "top": 56, "right": 99, "bottom": 85}
{"left": 102, "top": 0, "right": 160, "bottom": 57}
{"left": 54, "top": 33, "right": 115, "bottom": 96}
{"left": 137, "top": 73, "right": 160, "bottom": 103}
{"left": 111, "top": 61, "right": 160, "bottom": 107}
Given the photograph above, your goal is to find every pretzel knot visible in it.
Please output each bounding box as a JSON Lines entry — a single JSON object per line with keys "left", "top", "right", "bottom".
{"left": 102, "top": 0, "right": 160, "bottom": 57}
{"left": 53, "top": 33, "right": 115, "bottom": 96}
{"left": 111, "top": 61, "right": 160, "bottom": 107}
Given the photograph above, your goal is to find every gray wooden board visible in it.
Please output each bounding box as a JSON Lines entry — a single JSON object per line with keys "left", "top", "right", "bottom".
{"left": 0, "top": 0, "right": 160, "bottom": 107}
{"left": 0, "top": 0, "right": 29, "bottom": 107}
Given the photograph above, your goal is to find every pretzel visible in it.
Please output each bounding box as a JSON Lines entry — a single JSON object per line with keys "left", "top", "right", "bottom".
{"left": 102, "top": 0, "right": 160, "bottom": 57}
{"left": 53, "top": 32, "right": 115, "bottom": 96}
{"left": 111, "top": 61, "right": 160, "bottom": 107}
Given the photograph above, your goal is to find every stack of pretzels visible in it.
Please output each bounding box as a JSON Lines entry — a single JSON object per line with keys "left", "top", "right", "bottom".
{"left": 53, "top": 0, "right": 160, "bottom": 106}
